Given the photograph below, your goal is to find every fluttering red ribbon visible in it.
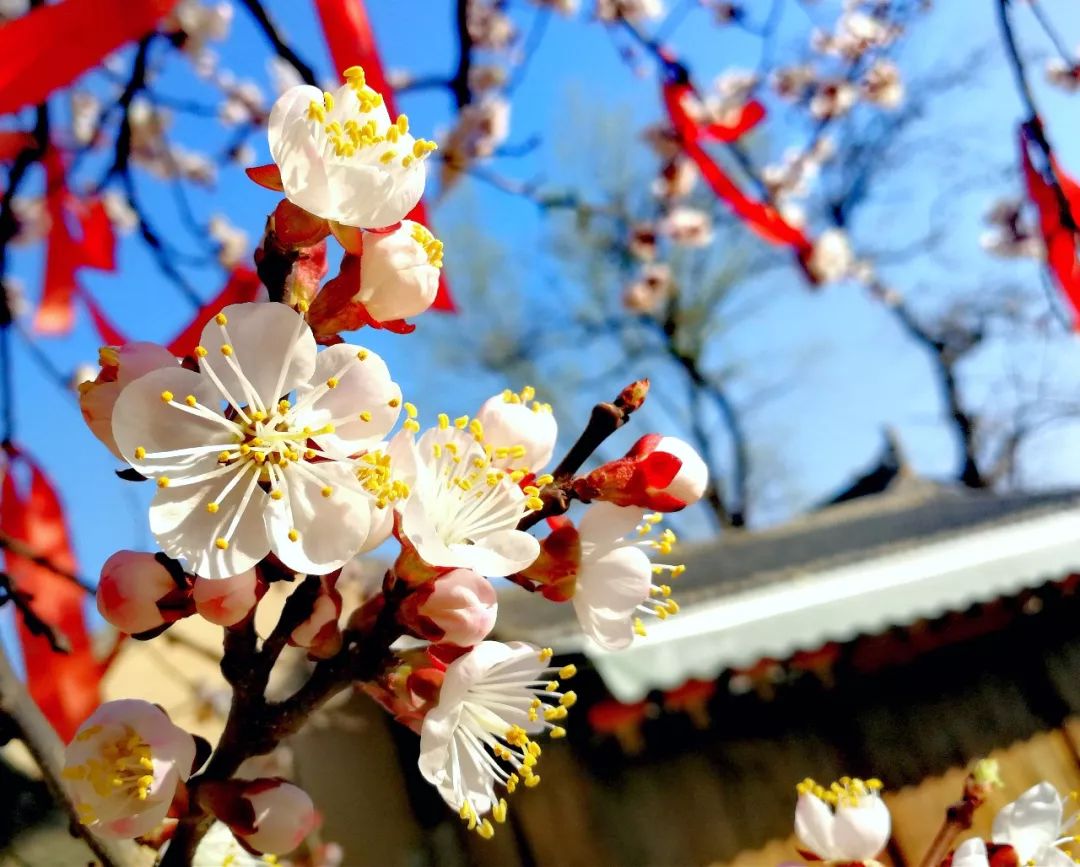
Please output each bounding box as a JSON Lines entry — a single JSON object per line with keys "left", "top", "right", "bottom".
{"left": 33, "top": 149, "right": 117, "bottom": 335}
{"left": 312, "top": 0, "right": 456, "bottom": 312}
{"left": 0, "top": 0, "right": 179, "bottom": 116}
{"left": 662, "top": 78, "right": 811, "bottom": 252}
{"left": 1019, "top": 120, "right": 1080, "bottom": 327}
{"left": 1, "top": 447, "right": 106, "bottom": 740}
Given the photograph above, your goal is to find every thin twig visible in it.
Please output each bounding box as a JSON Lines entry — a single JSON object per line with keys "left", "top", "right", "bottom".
{"left": 236, "top": 0, "right": 317, "bottom": 86}
{"left": 0, "top": 530, "right": 95, "bottom": 594}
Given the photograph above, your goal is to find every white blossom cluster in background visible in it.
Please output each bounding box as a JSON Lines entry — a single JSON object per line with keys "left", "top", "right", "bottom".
{"left": 67, "top": 69, "right": 710, "bottom": 860}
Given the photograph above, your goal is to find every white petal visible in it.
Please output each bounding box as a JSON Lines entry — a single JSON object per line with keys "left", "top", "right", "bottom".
{"left": 199, "top": 302, "right": 317, "bottom": 411}
{"left": 992, "top": 782, "right": 1064, "bottom": 860}
{"left": 357, "top": 502, "right": 394, "bottom": 554}
{"left": 571, "top": 598, "right": 636, "bottom": 650}
{"left": 266, "top": 462, "right": 370, "bottom": 575}
{"left": 97, "top": 797, "right": 172, "bottom": 839}
{"left": 326, "top": 159, "right": 425, "bottom": 230}
{"left": 578, "top": 502, "right": 647, "bottom": 549}
{"left": 269, "top": 85, "right": 333, "bottom": 218}
{"left": 150, "top": 475, "right": 270, "bottom": 579}
{"left": 445, "top": 529, "right": 540, "bottom": 577}
{"left": 794, "top": 793, "right": 837, "bottom": 859}
{"left": 300, "top": 343, "right": 401, "bottom": 456}
{"left": 950, "top": 839, "right": 989, "bottom": 867}
{"left": 1042, "top": 848, "right": 1079, "bottom": 867}
{"left": 576, "top": 545, "right": 652, "bottom": 618}
{"left": 833, "top": 798, "right": 890, "bottom": 861}
{"left": 112, "top": 367, "right": 229, "bottom": 477}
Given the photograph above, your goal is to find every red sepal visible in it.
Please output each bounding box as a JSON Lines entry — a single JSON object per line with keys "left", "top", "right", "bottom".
{"left": 273, "top": 198, "right": 330, "bottom": 249}
{"left": 245, "top": 163, "right": 285, "bottom": 192}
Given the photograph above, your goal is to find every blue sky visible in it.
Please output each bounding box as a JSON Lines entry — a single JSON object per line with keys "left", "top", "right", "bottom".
{"left": 4, "top": 0, "right": 1080, "bottom": 634}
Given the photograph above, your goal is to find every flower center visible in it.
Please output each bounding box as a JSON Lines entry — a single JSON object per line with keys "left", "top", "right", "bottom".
{"left": 422, "top": 414, "right": 541, "bottom": 546}
{"left": 63, "top": 724, "right": 155, "bottom": 819}
{"left": 796, "top": 776, "right": 883, "bottom": 808}
{"left": 452, "top": 649, "right": 577, "bottom": 838}
{"left": 304, "top": 66, "right": 438, "bottom": 167}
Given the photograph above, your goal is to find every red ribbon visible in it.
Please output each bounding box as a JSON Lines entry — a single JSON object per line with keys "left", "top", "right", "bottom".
{"left": 312, "top": 0, "right": 455, "bottom": 312}
{"left": 663, "top": 80, "right": 811, "bottom": 252}
{"left": 1019, "top": 121, "right": 1080, "bottom": 328}
{"left": 0, "top": 0, "right": 179, "bottom": 116}
{"left": 1, "top": 447, "right": 106, "bottom": 740}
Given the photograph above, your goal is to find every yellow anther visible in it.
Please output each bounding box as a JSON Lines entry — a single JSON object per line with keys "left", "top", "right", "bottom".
{"left": 633, "top": 618, "right": 647, "bottom": 637}
{"left": 357, "top": 410, "right": 372, "bottom": 422}
{"left": 215, "top": 313, "right": 228, "bottom": 326}
{"left": 288, "top": 529, "right": 299, "bottom": 542}
{"left": 538, "top": 647, "right": 554, "bottom": 661}
{"left": 220, "top": 344, "right": 234, "bottom": 356}
{"left": 405, "top": 402, "right": 418, "bottom": 418}
{"left": 185, "top": 395, "right": 198, "bottom": 407}
{"left": 477, "top": 820, "right": 494, "bottom": 840}
{"left": 321, "top": 486, "right": 333, "bottom": 498}
{"left": 455, "top": 415, "right": 469, "bottom": 429}
{"left": 526, "top": 497, "right": 544, "bottom": 511}
{"left": 388, "top": 397, "right": 401, "bottom": 408}
{"left": 326, "top": 377, "right": 339, "bottom": 389}
{"left": 357, "top": 349, "right": 369, "bottom": 361}
{"left": 438, "top": 413, "right": 450, "bottom": 429}
{"left": 560, "top": 691, "right": 577, "bottom": 708}
{"left": 380, "top": 150, "right": 397, "bottom": 164}
{"left": 524, "top": 775, "right": 541, "bottom": 788}
{"left": 343, "top": 65, "right": 366, "bottom": 86}
{"left": 270, "top": 489, "right": 284, "bottom": 501}
{"left": 396, "top": 114, "right": 409, "bottom": 133}
{"left": 134, "top": 446, "right": 147, "bottom": 459}
{"left": 323, "top": 91, "right": 335, "bottom": 111}
{"left": 550, "top": 726, "right": 566, "bottom": 739}
{"left": 157, "top": 477, "right": 170, "bottom": 488}
{"left": 215, "top": 538, "right": 229, "bottom": 550}
{"left": 194, "top": 345, "right": 208, "bottom": 358}
{"left": 492, "top": 799, "right": 507, "bottom": 824}
{"left": 206, "top": 502, "right": 219, "bottom": 514}
{"left": 535, "top": 474, "right": 554, "bottom": 486}
{"left": 160, "top": 390, "right": 174, "bottom": 403}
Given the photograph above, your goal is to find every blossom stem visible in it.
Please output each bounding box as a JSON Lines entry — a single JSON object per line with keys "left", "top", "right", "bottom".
{"left": 517, "top": 379, "right": 650, "bottom": 532}
{"left": 916, "top": 767, "right": 992, "bottom": 867}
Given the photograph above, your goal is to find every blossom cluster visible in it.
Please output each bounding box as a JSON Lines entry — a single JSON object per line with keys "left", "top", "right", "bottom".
{"left": 64, "top": 68, "right": 709, "bottom": 861}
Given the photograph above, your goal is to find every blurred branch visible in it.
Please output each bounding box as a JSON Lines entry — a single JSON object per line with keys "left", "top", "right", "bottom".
{"left": 0, "top": 571, "right": 69, "bottom": 653}
{"left": 449, "top": 0, "right": 475, "bottom": 109}
{"left": 236, "top": 0, "right": 317, "bottom": 86}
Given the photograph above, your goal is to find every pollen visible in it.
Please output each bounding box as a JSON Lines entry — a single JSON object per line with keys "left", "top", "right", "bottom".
{"left": 194, "top": 346, "right": 208, "bottom": 358}
{"left": 206, "top": 502, "right": 219, "bottom": 514}
{"left": 134, "top": 446, "right": 146, "bottom": 459}
{"left": 357, "top": 349, "right": 369, "bottom": 361}
{"left": 157, "top": 477, "right": 170, "bottom": 488}
{"left": 220, "top": 344, "right": 234, "bottom": 357}
{"left": 288, "top": 529, "right": 299, "bottom": 542}
{"left": 388, "top": 397, "right": 401, "bottom": 408}
{"left": 160, "top": 390, "right": 174, "bottom": 403}
{"left": 321, "top": 486, "right": 333, "bottom": 498}
{"left": 326, "top": 377, "right": 339, "bottom": 389}
{"left": 359, "top": 410, "right": 372, "bottom": 422}
{"left": 215, "top": 313, "right": 228, "bottom": 326}
{"left": 185, "top": 395, "right": 198, "bottom": 407}
{"left": 215, "top": 538, "right": 229, "bottom": 550}
{"left": 270, "top": 490, "right": 284, "bottom": 501}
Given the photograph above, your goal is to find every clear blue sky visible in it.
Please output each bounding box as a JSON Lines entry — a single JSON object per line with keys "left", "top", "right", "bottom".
{"left": 5, "top": 0, "right": 1080, "bottom": 646}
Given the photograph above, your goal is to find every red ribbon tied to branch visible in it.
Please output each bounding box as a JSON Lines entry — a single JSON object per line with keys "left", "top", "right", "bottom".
{"left": 1019, "top": 119, "right": 1080, "bottom": 328}
{"left": 0, "top": 0, "right": 179, "bottom": 116}
{"left": 662, "top": 73, "right": 811, "bottom": 253}
{"left": 1, "top": 447, "right": 106, "bottom": 740}
{"left": 312, "top": 0, "right": 455, "bottom": 312}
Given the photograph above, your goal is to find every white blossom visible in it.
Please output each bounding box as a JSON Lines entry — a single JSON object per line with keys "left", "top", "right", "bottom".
{"left": 794, "top": 777, "right": 891, "bottom": 864}
{"left": 398, "top": 417, "right": 541, "bottom": 576}
{"left": 571, "top": 503, "right": 683, "bottom": 649}
{"left": 63, "top": 700, "right": 196, "bottom": 839}
{"left": 659, "top": 207, "right": 714, "bottom": 247}
{"left": 418, "top": 642, "right": 576, "bottom": 837}
{"left": 991, "top": 782, "right": 1076, "bottom": 867}
{"left": 596, "top": 0, "right": 663, "bottom": 22}
{"left": 268, "top": 70, "right": 435, "bottom": 229}
{"left": 623, "top": 263, "right": 673, "bottom": 314}
{"left": 111, "top": 302, "right": 402, "bottom": 579}
{"left": 475, "top": 386, "right": 558, "bottom": 475}
{"left": 806, "top": 229, "right": 855, "bottom": 284}
{"left": 353, "top": 220, "right": 443, "bottom": 322}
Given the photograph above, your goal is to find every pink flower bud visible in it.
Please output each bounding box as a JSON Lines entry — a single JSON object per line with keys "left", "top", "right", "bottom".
{"left": 238, "top": 780, "right": 319, "bottom": 855}
{"left": 289, "top": 576, "right": 342, "bottom": 658}
{"left": 356, "top": 220, "right": 442, "bottom": 322}
{"left": 475, "top": 387, "right": 558, "bottom": 473}
{"left": 97, "top": 551, "right": 192, "bottom": 635}
{"left": 408, "top": 569, "right": 498, "bottom": 646}
{"left": 193, "top": 570, "right": 260, "bottom": 626}
{"left": 574, "top": 434, "right": 708, "bottom": 511}
{"left": 79, "top": 342, "right": 176, "bottom": 459}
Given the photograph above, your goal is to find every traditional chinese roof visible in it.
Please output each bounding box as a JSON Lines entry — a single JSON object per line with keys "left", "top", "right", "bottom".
{"left": 494, "top": 477, "right": 1080, "bottom": 700}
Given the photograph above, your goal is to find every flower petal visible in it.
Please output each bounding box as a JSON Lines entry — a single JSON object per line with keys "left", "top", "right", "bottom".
{"left": 950, "top": 839, "right": 989, "bottom": 867}
{"left": 794, "top": 793, "right": 837, "bottom": 860}
{"left": 577, "top": 545, "right": 652, "bottom": 618}
{"left": 833, "top": 798, "right": 891, "bottom": 861}
{"left": 112, "top": 366, "right": 230, "bottom": 477}
{"left": 326, "top": 160, "right": 425, "bottom": 230}
{"left": 269, "top": 85, "right": 333, "bottom": 218}
{"left": 150, "top": 473, "right": 270, "bottom": 579}
{"left": 577, "top": 501, "right": 647, "bottom": 549}
{"left": 98, "top": 797, "right": 171, "bottom": 839}
{"left": 266, "top": 462, "right": 371, "bottom": 575}
{"left": 199, "top": 302, "right": 317, "bottom": 412}
{"left": 299, "top": 343, "right": 401, "bottom": 457}
{"left": 445, "top": 528, "right": 540, "bottom": 577}
{"left": 992, "top": 782, "right": 1064, "bottom": 861}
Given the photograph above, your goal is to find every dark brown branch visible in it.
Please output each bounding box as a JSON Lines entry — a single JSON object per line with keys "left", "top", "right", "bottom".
{"left": 0, "top": 530, "right": 96, "bottom": 594}
{"left": 448, "top": 0, "right": 475, "bottom": 109}
{"left": 0, "top": 572, "right": 70, "bottom": 653}
{"left": 917, "top": 762, "right": 997, "bottom": 867}
{"left": 236, "top": 0, "right": 317, "bottom": 86}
